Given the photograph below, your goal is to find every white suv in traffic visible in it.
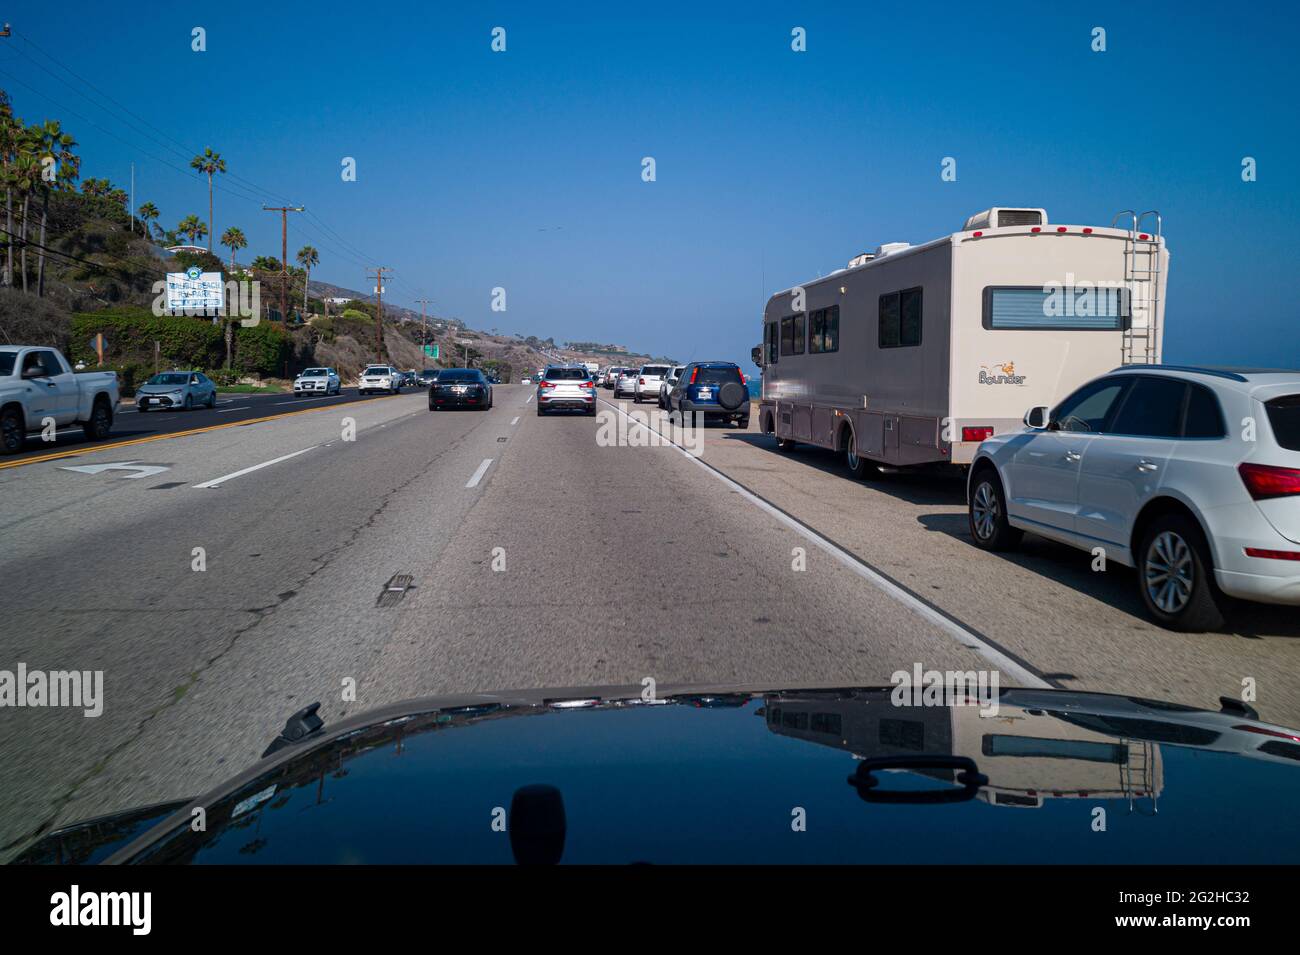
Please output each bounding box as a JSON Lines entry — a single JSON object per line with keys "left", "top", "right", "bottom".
{"left": 359, "top": 365, "right": 401, "bottom": 395}
{"left": 968, "top": 365, "right": 1300, "bottom": 631}
{"left": 633, "top": 364, "right": 671, "bottom": 404}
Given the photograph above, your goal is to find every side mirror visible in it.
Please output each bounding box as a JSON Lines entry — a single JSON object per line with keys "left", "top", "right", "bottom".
{"left": 22, "top": 364, "right": 47, "bottom": 380}
{"left": 1023, "top": 406, "right": 1049, "bottom": 429}
{"left": 751, "top": 345, "right": 763, "bottom": 368}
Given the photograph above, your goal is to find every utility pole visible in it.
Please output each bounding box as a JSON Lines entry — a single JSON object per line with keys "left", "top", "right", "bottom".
{"left": 414, "top": 298, "right": 433, "bottom": 358}
{"left": 263, "top": 205, "right": 304, "bottom": 325}
{"left": 368, "top": 267, "right": 393, "bottom": 361}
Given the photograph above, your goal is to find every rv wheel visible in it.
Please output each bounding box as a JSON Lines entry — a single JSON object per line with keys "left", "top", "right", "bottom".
{"left": 844, "top": 430, "right": 879, "bottom": 480}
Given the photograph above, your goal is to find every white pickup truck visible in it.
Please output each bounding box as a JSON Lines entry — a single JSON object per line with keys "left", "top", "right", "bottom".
{"left": 0, "top": 346, "right": 120, "bottom": 455}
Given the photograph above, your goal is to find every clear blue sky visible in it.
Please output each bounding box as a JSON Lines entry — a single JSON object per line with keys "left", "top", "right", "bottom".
{"left": 3, "top": 1, "right": 1297, "bottom": 367}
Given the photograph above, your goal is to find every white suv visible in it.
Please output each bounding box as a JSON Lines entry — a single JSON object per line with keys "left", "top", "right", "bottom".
{"left": 634, "top": 364, "right": 671, "bottom": 404}
{"left": 359, "top": 365, "right": 401, "bottom": 395}
{"left": 968, "top": 365, "right": 1300, "bottom": 631}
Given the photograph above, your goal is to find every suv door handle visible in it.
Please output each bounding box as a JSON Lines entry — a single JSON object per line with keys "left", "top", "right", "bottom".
{"left": 1137, "top": 460, "right": 1159, "bottom": 472}
{"left": 1063, "top": 450, "right": 1081, "bottom": 462}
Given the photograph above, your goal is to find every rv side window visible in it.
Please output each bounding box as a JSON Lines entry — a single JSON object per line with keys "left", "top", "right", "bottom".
{"left": 765, "top": 322, "right": 778, "bottom": 364}
{"left": 809, "top": 306, "right": 840, "bottom": 354}
{"left": 983, "top": 286, "right": 1128, "bottom": 330}
{"left": 792, "top": 313, "right": 805, "bottom": 354}
{"left": 780, "top": 317, "right": 794, "bottom": 356}
{"left": 879, "top": 289, "right": 922, "bottom": 348}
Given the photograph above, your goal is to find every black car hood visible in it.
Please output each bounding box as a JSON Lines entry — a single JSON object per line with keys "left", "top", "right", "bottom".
{"left": 16, "top": 684, "right": 1300, "bottom": 864}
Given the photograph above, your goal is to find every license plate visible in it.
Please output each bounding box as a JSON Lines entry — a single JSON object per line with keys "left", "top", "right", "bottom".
{"left": 453, "top": 386, "right": 467, "bottom": 393}
{"left": 698, "top": 389, "right": 712, "bottom": 399}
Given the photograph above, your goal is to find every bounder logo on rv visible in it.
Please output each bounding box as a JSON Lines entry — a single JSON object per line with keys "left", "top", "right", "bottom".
{"left": 977, "top": 361, "right": 1026, "bottom": 386}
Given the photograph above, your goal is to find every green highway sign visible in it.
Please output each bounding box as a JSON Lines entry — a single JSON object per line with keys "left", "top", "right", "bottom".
{"left": 423, "top": 344, "right": 439, "bottom": 358}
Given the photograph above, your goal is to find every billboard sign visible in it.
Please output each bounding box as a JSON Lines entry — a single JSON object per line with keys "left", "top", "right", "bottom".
{"left": 166, "top": 267, "right": 225, "bottom": 313}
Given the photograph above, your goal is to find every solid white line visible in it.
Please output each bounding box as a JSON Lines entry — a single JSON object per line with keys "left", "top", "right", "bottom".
{"left": 465, "top": 458, "right": 493, "bottom": 488}
{"left": 596, "top": 398, "right": 1050, "bottom": 689}
{"left": 274, "top": 397, "right": 327, "bottom": 405}
{"left": 215, "top": 406, "right": 250, "bottom": 413}
{"left": 192, "top": 446, "right": 318, "bottom": 489}
{"left": 510, "top": 416, "right": 520, "bottom": 425}
{"left": 525, "top": 392, "right": 535, "bottom": 404}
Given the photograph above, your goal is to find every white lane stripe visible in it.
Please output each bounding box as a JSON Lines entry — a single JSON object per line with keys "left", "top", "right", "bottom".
{"left": 510, "top": 416, "right": 520, "bottom": 425}
{"left": 596, "top": 398, "right": 1051, "bottom": 690}
{"left": 215, "top": 406, "right": 250, "bottom": 413}
{"left": 193, "top": 446, "right": 317, "bottom": 489}
{"left": 465, "top": 458, "right": 493, "bottom": 488}
{"left": 525, "top": 392, "right": 535, "bottom": 404}
{"left": 274, "top": 397, "right": 328, "bottom": 405}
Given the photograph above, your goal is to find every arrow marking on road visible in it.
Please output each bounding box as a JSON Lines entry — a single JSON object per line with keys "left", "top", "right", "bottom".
{"left": 58, "top": 461, "right": 170, "bottom": 479}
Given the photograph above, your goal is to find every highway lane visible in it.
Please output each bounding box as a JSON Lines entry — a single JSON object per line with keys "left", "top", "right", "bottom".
{"left": 3, "top": 384, "right": 1300, "bottom": 859}
{"left": 0, "top": 385, "right": 411, "bottom": 467}
{"left": 0, "top": 383, "right": 998, "bottom": 857}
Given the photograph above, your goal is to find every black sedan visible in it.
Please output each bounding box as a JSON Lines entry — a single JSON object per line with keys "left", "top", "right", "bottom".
{"left": 428, "top": 368, "right": 493, "bottom": 410}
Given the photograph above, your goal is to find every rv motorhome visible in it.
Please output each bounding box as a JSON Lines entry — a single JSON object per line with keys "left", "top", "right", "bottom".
{"left": 755, "top": 208, "right": 1168, "bottom": 473}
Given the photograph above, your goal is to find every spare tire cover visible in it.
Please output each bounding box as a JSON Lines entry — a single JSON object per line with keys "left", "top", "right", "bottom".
{"left": 718, "top": 381, "right": 746, "bottom": 410}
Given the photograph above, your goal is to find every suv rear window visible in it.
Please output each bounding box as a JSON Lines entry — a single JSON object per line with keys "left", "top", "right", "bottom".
{"left": 642, "top": 366, "right": 670, "bottom": 376}
{"left": 1266, "top": 395, "right": 1300, "bottom": 451}
{"left": 694, "top": 366, "right": 743, "bottom": 386}
{"left": 546, "top": 368, "right": 587, "bottom": 380}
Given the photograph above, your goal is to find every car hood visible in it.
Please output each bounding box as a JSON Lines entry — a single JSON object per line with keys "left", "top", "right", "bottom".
{"left": 136, "top": 383, "right": 188, "bottom": 394}
{"left": 16, "top": 684, "right": 1300, "bottom": 864}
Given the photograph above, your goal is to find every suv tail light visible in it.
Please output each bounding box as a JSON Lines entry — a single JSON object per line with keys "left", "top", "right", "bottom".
{"left": 689, "top": 367, "right": 698, "bottom": 384}
{"left": 638, "top": 377, "right": 645, "bottom": 385}
{"left": 539, "top": 380, "right": 555, "bottom": 389}
{"left": 580, "top": 380, "right": 594, "bottom": 389}
{"left": 1238, "top": 463, "right": 1300, "bottom": 500}
{"left": 962, "top": 426, "right": 995, "bottom": 442}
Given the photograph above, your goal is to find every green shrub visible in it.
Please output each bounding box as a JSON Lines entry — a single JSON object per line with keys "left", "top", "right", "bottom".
{"left": 71, "top": 312, "right": 224, "bottom": 371}
{"left": 233, "top": 323, "right": 288, "bottom": 376}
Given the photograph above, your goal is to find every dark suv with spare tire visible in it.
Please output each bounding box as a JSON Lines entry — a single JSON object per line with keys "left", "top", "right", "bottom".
{"left": 667, "top": 361, "right": 750, "bottom": 428}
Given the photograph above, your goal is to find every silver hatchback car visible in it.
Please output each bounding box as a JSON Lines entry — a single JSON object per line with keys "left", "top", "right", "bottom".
{"left": 537, "top": 365, "right": 596, "bottom": 416}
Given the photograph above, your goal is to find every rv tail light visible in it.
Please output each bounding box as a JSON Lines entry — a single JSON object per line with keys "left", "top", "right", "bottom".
{"left": 1239, "top": 462, "right": 1300, "bottom": 500}
{"left": 1030, "top": 227, "right": 1041, "bottom": 233}
{"left": 1056, "top": 226, "right": 1067, "bottom": 233}
{"left": 972, "top": 231, "right": 983, "bottom": 237}
{"left": 1244, "top": 547, "right": 1300, "bottom": 562}
{"left": 1082, "top": 227, "right": 1093, "bottom": 234}
{"left": 1139, "top": 233, "right": 1149, "bottom": 240}
{"left": 962, "top": 426, "right": 995, "bottom": 442}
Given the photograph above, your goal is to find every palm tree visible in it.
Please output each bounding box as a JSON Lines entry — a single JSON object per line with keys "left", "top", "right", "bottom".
{"left": 296, "top": 245, "right": 318, "bottom": 313}
{"left": 177, "top": 214, "right": 207, "bottom": 247}
{"left": 12, "top": 135, "right": 43, "bottom": 294}
{"left": 137, "top": 201, "right": 159, "bottom": 239}
{"left": 189, "top": 147, "right": 225, "bottom": 252}
{"left": 33, "top": 119, "right": 79, "bottom": 297}
{"left": 0, "top": 91, "right": 21, "bottom": 289}
{"left": 221, "top": 226, "right": 247, "bottom": 271}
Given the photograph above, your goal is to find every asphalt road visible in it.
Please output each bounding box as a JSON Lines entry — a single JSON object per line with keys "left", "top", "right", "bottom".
{"left": 1, "top": 383, "right": 1298, "bottom": 858}
{"left": 0, "top": 385, "right": 408, "bottom": 467}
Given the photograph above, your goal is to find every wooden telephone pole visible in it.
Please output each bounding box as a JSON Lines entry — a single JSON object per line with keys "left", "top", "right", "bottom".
{"left": 368, "top": 267, "right": 393, "bottom": 361}
{"left": 414, "top": 298, "right": 434, "bottom": 358}
{"left": 263, "top": 205, "right": 304, "bottom": 325}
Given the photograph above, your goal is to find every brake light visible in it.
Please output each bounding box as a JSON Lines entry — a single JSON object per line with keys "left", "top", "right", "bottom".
{"left": 1233, "top": 724, "right": 1300, "bottom": 741}
{"left": 639, "top": 378, "right": 645, "bottom": 385}
{"left": 690, "top": 368, "right": 698, "bottom": 384}
{"left": 1238, "top": 463, "right": 1300, "bottom": 500}
{"left": 1244, "top": 548, "right": 1300, "bottom": 562}
{"left": 962, "top": 426, "right": 995, "bottom": 442}
{"left": 740, "top": 372, "right": 746, "bottom": 384}
{"left": 580, "top": 380, "right": 593, "bottom": 389}
{"left": 539, "top": 380, "right": 555, "bottom": 389}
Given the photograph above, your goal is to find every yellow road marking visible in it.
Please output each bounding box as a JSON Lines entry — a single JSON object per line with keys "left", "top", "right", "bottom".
{"left": 0, "top": 394, "right": 407, "bottom": 472}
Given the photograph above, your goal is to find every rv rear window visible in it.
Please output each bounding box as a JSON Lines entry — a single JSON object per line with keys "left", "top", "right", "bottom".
{"left": 983, "top": 286, "right": 1128, "bottom": 331}
{"left": 810, "top": 306, "right": 840, "bottom": 353}
{"left": 879, "top": 289, "right": 922, "bottom": 348}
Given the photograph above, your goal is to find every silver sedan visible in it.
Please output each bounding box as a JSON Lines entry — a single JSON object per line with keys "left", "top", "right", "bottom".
{"left": 135, "top": 371, "right": 217, "bottom": 411}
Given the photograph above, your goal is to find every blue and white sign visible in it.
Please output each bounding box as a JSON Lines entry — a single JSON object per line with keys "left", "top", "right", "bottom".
{"left": 166, "top": 271, "right": 225, "bottom": 313}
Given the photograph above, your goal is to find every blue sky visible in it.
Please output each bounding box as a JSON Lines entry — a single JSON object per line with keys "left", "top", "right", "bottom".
{"left": 2, "top": 1, "right": 1297, "bottom": 367}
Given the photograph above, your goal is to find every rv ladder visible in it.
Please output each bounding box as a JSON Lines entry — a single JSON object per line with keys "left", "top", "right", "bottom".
{"left": 1113, "top": 210, "right": 1162, "bottom": 365}
{"left": 1120, "top": 738, "right": 1158, "bottom": 816}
